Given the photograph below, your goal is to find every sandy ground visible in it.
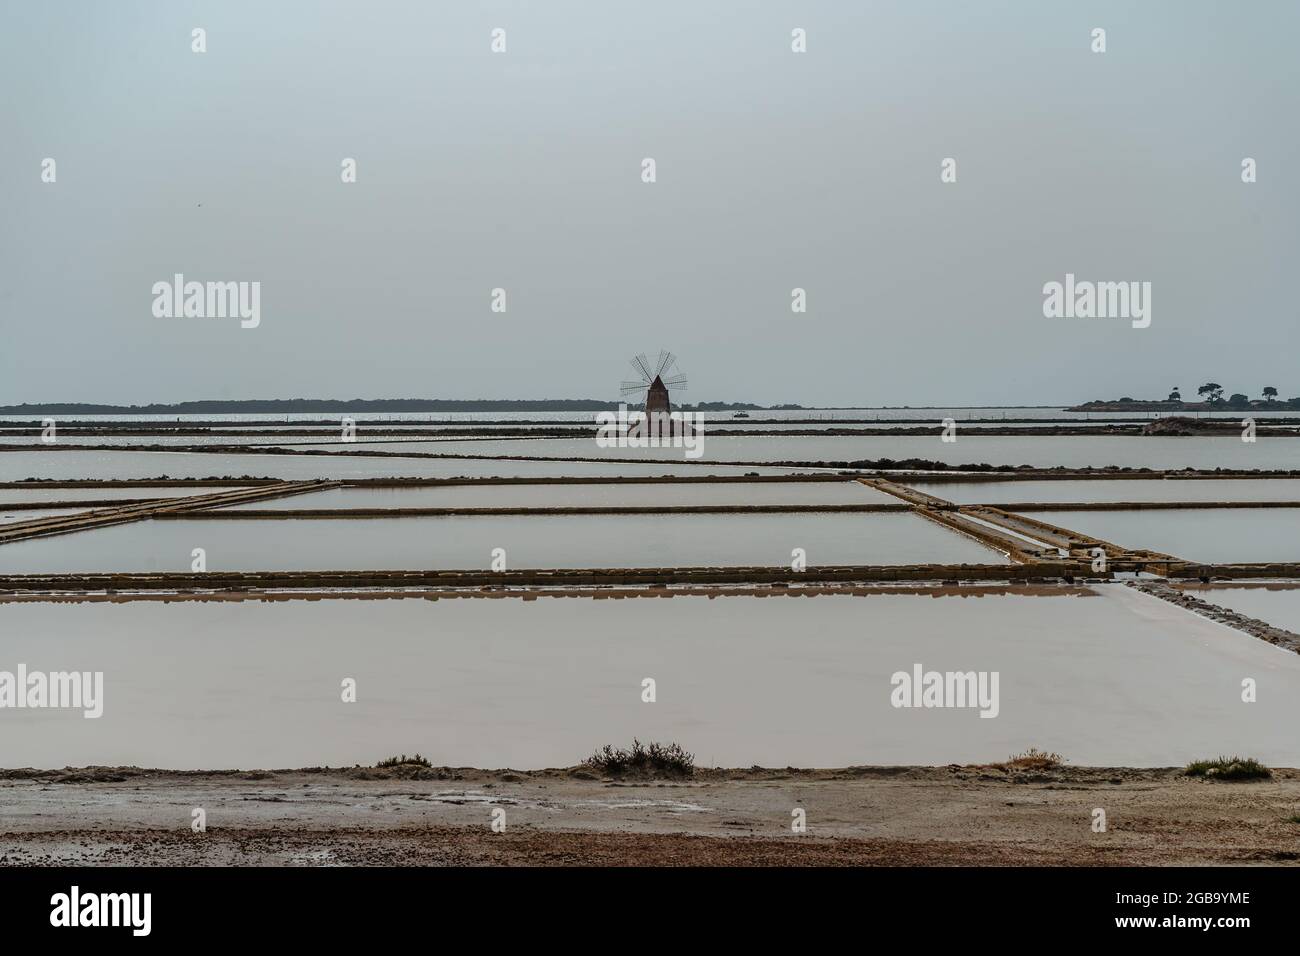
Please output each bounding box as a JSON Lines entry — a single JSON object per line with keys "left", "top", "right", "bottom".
{"left": 3, "top": 764, "right": 1299, "bottom": 866}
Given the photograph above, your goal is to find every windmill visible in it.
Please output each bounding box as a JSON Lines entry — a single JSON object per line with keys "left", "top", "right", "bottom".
{"left": 620, "top": 351, "right": 687, "bottom": 416}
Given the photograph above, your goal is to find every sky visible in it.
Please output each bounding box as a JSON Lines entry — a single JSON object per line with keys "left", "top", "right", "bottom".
{"left": 1, "top": 0, "right": 1297, "bottom": 407}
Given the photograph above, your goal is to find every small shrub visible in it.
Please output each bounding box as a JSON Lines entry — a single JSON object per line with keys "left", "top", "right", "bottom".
{"left": 376, "top": 753, "right": 431, "bottom": 769}
{"left": 1184, "top": 756, "right": 1271, "bottom": 781}
{"left": 584, "top": 739, "right": 695, "bottom": 777}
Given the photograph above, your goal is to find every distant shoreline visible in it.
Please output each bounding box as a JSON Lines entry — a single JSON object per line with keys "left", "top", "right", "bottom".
{"left": 0, "top": 400, "right": 1072, "bottom": 415}
{"left": 1069, "top": 399, "right": 1300, "bottom": 412}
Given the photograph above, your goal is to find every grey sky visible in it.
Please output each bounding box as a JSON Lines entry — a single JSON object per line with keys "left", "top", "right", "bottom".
{"left": 2, "top": 1, "right": 1296, "bottom": 406}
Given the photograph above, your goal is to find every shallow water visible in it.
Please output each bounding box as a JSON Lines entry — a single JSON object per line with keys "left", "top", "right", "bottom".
{"left": 1025, "top": 510, "right": 1300, "bottom": 563}
{"left": 219, "top": 480, "right": 893, "bottom": 510}
{"left": 0, "top": 485, "right": 251, "bottom": 504}
{"left": 2, "top": 421, "right": 1216, "bottom": 445}
{"left": 0, "top": 512, "right": 1000, "bottom": 574}
{"left": 336, "top": 435, "right": 1300, "bottom": 470}
{"left": 1184, "top": 586, "right": 1300, "bottom": 634}
{"left": 1, "top": 587, "right": 1296, "bottom": 769}
{"left": 904, "top": 479, "right": 1300, "bottom": 505}
{"left": 0, "top": 450, "right": 800, "bottom": 482}
{"left": 6, "top": 434, "right": 1299, "bottom": 481}
{"left": 0, "top": 508, "right": 86, "bottom": 525}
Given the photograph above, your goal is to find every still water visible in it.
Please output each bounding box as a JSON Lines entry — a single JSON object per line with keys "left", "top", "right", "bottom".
{"left": 1182, "top": 586, "right": 1300, "bottom": 634}
{"left": 0, "top": 450, "right": 801, "bottom": 482}
{"left": 301, "top": 435, "right": 1300, "bottom": 470}
{"left": 218, "top": 480, "right": 894, "bottom": 510}
{"left": 0, "top": 512, "right": 1001, "bottom": 574}
{"left": 1025, "top": 509, "right": 1300, "bottom": 564}
{"left": 4, "top": 434, "right": 1298, "bottom": 481}
{"left": 0, "top": 508, "right": 86, "bottom": 525}
{"left": 904, "top": 479, "right": 1300, "bottom": 505}
{"left": 1, "top": 587, "right": 1296, "bottom": 769}
{"left": 0, "top": 485, "right": 251, "bottom": 504}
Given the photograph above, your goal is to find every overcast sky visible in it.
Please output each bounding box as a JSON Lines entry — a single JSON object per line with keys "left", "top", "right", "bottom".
{"left": 2, "top": 1, "right": 1296, "bottom": 407}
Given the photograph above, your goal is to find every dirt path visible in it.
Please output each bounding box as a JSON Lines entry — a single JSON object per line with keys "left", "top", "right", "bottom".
{"left": 3, "top": 764, "right": 1299, "bottom": 866}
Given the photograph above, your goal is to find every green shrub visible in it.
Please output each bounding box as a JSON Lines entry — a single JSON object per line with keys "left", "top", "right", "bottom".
{"left": 1184, "top": 756, "right": 1271, "bottom": 781}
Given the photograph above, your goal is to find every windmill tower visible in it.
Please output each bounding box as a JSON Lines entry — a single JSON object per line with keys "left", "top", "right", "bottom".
{"left": 621, "top": 351, "right": 687, "bottom": 416}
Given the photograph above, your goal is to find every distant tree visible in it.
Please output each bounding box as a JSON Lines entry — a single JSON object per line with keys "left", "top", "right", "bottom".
{"left": 1119, "top": 396, "right": 1134, "bottom": 403}
{"left": 1168, "top": 386, "right": 1182, "bottom": 401}
{"left": 1263, "top": 386, "right": 1278, "bottom": 402}
{"left": 1197, "top": 382, "right": 1224, "bottom": 403}
{"left": 1228, "top": 393, "right": 1250, "bottom": 408}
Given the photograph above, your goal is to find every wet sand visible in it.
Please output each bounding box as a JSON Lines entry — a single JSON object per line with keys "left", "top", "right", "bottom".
{"left": 3, "top": 764, "right": 1298, "bottom": 866}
